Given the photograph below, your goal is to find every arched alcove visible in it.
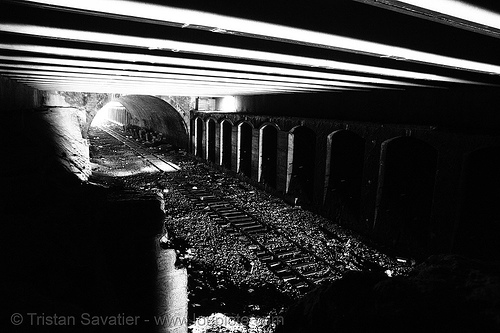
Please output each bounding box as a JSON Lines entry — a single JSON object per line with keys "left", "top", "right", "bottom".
{"left": 288, "top": 126, "right": 316, "bottom": 205}
{"left": 324, "top": 130, "right": 365, "bottom": 226}
{"left": 374, "top": 136, "right": 437, "bottom": 258}
{"left": 238, "top": 121, "right": 253, "bottom": 177}
{"left": 455, "top": 146, "right": 500, "bottom": 260}
{"left": 221, "top": 120, "right": 233, "bottom": 169}
{"left": 206, "top": 119, "right": 216, "bottom": 163}
{"left": 259, "top": 124, "right": 278, "bottom": 188}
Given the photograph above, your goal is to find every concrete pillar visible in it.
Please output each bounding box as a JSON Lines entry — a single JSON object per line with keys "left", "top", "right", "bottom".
{"left": 276, "top": 130, "right": 289, "bottom": 194}
{"left": 251, "top": 128, "right": 260, "bottom": 181}
{"left": 359, "top": 135, "right": 383, "bottom": 235}
{"left": 313, "top": 131, "right": 328, "bottom": 205}
{"left": 429, "top": 143, "right": 464, "bottom": 254}
{"left": 156, "top": 247, "right": 188, "bottom": 333}
{"left": 231, "top": 126, "right": 239, "bottom": 172}
{"left": 215, "top": 121, "right": 221, "bottom": 165}
{"left": 201, "top": 119, "right": 207, "bottom": 160}
{"left": 190, "top": 118, "right": 196, "bottom": 155}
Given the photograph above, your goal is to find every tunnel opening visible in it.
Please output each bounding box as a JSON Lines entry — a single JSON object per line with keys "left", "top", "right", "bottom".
{"left": 89, "top": 95, "right": 189, "bottom": 149}
{"left": 238, "top": 121, "right": 253, "bottom": 177}
{"left": 221, "top": 120, "right": 233, "bottom": 169}
{"left": 374, "top": 136, "right": 437, "bottom": 258}
{"left": 89, "top": 96, "right": 184, "bottom": 176}
{"left": 207, "top": 119, "right": 216, "bottom": 163}
{"left": 259, "top": 124, "right": 278, "bottom": 188}
{"left": 288, "top": 126, "right": 316, "bottom": 205}
{"left": 324, "top": 130, "right": 365, "bottom": 227}
{"left": 455, "top": 146, "right": 500, "bottom": 261}
{"left": 195, "top": 117, "right": 204, "bottom": 158}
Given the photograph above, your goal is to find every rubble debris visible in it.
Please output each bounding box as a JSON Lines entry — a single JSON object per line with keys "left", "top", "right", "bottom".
{"left": 88, "top": 124, "right": 413, "bottom": 332}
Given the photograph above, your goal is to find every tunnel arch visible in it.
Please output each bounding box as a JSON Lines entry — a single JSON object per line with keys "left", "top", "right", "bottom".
{"left": 237, "top": 121, "right": 254, "bottom": 177}
{"left": 454, "top": 146, "right": 500, "bottom": 260}
{"left": 374, "top": 136, "right": 437, "bottom": 258}
{"left": 220, "top": 119, "right": 234, "bottom": 169}
{"left": 91, "top": 95, "right": 189, "bottom": 149}
{"left": 206, "top": 118, "right": 217, "bottom": 163}
{"left": 288, "top": 125, "right": 316, "bottom": 205}
{"left": 324, "top": 130, "right": 365, "bottom": 226}
{"left": 259, "top": 123, "right": 280, "bottom": 188}
{"left": 194, "top": 117, "right": 204, "bottom": 158}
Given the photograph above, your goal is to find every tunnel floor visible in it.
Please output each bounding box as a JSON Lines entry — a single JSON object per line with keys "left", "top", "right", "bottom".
{"left": 88, "top": 123, "right": 412, "bottom": 332}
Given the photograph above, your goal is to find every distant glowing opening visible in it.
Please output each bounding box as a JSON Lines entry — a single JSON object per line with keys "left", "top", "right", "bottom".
{"left": 91, "top": 101, "right": 125, "bottom": 127}
{"left": 220, "top": 96, "right": 236, "bottom": 112}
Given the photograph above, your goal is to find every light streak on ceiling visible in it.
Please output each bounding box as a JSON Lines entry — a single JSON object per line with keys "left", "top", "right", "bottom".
{"left": 0, "top": 0, "right": 499, "bottom": 95}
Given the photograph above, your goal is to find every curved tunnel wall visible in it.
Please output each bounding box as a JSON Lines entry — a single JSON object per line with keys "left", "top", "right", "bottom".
{"left": 116, "top": 95, "right": 189, "bottom": 149}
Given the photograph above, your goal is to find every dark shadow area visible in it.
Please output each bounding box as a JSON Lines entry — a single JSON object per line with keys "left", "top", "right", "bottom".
{"left": 261, "top": 125, "right": 278, "bottom": 188}
{"left": 324, "top": 130, "right": 365, "bottom": 228}
{"left": 5, "top": 187, "right": 164, "bottom": 332}
{"left": 221, "top": 121, "right": 233, "bottom": 169}
{"left": 239, "top": 122, "right": 253, "bottom": 178}
{"left": 2, "top": 123, "right": 165, "bottom": 333}
{"left": 277, "top": 254, "right": 500, "bottom": 333}
{"left": 455, "top": 146, "right": 500, "bottom": 261}
{"left": 374, "top": 137, "right": 437, "bottom": 259}
{"left": 288, "top": 126, "right": 316, "bottom": 205}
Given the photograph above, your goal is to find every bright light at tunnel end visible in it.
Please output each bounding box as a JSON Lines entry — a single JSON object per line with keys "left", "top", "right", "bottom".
{"left": 220, "top": 96, "right": 236, "bottom": 112}
{"left": 91, "top": 101, "right": 124, "bottom": 127}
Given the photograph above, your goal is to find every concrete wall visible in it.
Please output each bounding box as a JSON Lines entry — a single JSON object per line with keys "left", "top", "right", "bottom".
{"left": 0, "top": 76, "right": 42, "bottom": 116}
{"left": 191, "top": 111, "right": 500, "bottom": 259}
{"left": 1, "top": 78, "right": 93, "bottom": 215}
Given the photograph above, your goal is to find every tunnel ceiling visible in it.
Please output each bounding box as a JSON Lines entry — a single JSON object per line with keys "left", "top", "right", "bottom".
{"left": 1, "top": 0, "right": 500, "bottom": 96}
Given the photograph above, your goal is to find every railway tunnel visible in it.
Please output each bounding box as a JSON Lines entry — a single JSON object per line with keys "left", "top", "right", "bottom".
{"left": 3, "top": 0, "right": 500, "bottom": 332}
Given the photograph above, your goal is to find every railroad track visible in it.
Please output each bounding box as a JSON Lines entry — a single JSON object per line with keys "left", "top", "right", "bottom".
{"left": 99, "top": 125, "right": 365, "bottom": 291}
{"left": 172, "top": 180, "right": 344, "bottom": 291}
{"left": 100, "top": 126, "right": 180, "bottom": 173}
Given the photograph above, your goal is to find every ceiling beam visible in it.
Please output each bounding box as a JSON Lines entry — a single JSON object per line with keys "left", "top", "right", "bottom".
{"left": 355, "top": 0, "right": 500, "bottom": 38}
{"left": 5, "top": 0, "right": 500, "bottom": 74}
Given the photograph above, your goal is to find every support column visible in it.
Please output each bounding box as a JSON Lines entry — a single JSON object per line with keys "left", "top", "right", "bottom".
{"left": 156, "top": 247, "right": 188, "bottom": 333}
{"left": 251, "top": 128, "right": 260, "bottom": 181}
{"left": 190, "top": 118, "right": 196, "bottom": 155}
{"left": 276, "top": 130, "right": 289, "bottom": 194}
{"left": 215, "top": 122, "right": 221, "bottom": 165}
{"left": 231, "top": 126, "right": 239, "bottom": 172}
{"left": 201, "top": 119, "right": 207, "bottom": 160}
